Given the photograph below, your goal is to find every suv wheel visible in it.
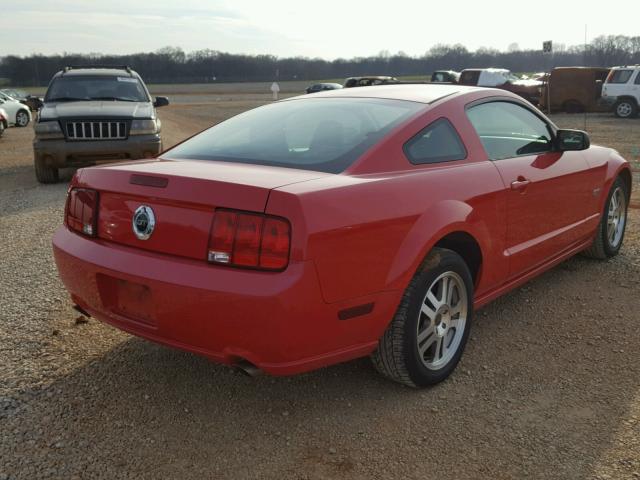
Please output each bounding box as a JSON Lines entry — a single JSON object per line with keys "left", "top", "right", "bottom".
{"left": 371, "top": 248, "right": 473, "bottom": 387}
{"left": 34, "top": 157, "right": 59, "bottom": 184}
{"left": 15, "top": 110, "right": 30, "bottom": 127}
{"left": 614, "top": 99, "right": 637, "bottom": 119}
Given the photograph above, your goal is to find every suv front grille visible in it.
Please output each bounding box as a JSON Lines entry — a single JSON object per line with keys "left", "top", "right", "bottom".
{"left": 65, "top": 121, "right": 128, "bottom": 141}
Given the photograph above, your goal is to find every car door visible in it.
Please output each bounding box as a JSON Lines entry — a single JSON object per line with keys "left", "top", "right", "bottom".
{"left": 466, "top": 100, "right": 598, "bottom": 278}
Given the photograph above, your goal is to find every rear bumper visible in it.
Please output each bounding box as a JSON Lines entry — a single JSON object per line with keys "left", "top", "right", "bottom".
{"left": 34, "top": 134, "right": 162, "bottom": 168}
{"left": 52, "top": 227, "right": 399, "bottom": 375}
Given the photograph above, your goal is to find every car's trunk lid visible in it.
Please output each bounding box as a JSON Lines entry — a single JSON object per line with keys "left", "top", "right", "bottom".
{"left": 77, "top": 159, "right": 327, "bottom": 260}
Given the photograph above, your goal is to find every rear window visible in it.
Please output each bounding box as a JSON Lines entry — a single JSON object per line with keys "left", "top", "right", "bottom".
{"left": 45, "top": 75, "right": 150, "bottom": 103}
{"left": 608, "top": 70, "right": 633, "bottom": 84}
{"left": 163, "top": 98, "right": 423, "bottom": 173}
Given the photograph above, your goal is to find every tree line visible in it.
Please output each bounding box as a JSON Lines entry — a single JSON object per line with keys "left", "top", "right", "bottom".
{"left": 1, "top": 35, "right": 639, "bottom": 87}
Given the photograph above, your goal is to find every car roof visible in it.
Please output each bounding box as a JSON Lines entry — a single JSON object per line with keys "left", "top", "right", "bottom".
{"left": 54, "top": 68, "right": 138, "bottom": 78}
{"left": 345, "top": 76, "right": 396, "bottom": 80}
{"left": 292, "top": 84, "right": 483, "bottom": 104}
{"left": 609, "top": 65, "right": 640, "bottom": 70}
{"left": 553, "top": 67, "right": 610, "bottom": 71}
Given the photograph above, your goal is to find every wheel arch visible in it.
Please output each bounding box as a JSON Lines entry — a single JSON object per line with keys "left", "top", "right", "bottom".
{"left": 432, "top": 232, "right": 483, "bottom": 288}
{"left": 617, "top": 95, "right": 639, "bottom": 106}
{"left": 385, "top": 199, "right": 492, "bottom": 295}
{"left": 562, "top": 99, "right": 584, "bottom": 113}
{"left": 618, "top": 167, "right": 632, "bottom": 201}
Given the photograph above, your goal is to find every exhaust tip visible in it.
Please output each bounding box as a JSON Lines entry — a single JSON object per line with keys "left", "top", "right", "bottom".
{"left": 233, "top": 359, "right": 263, "bottom": 377}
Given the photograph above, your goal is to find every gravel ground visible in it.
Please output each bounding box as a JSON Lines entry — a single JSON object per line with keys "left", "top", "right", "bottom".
{"left": 0, "top": 100, "right": 639, "bottom": 480}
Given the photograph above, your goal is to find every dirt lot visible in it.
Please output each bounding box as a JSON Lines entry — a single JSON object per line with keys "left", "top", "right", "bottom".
{"left": 1, "top": 90, "right": 639, "bottom": 480}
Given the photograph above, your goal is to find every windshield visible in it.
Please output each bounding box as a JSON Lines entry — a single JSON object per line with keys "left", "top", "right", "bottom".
{"left": 45, "top": 75, "right": 150, "bottom": 102}
{"left": 162, "top": 97, "right": 423, "bottom": 173}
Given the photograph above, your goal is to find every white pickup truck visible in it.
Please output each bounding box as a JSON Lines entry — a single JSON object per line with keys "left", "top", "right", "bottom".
{"left": 601, "top": 66, "right": 640, "bottom": 118}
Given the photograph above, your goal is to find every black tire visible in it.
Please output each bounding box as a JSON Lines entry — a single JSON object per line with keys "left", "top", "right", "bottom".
{"left": 34, "top": 157, "right": 59, "bottom": 184}
{"left": 372, "top": 247, "right": 474, "bottom": 387}
{"left": 614, "top": 99, "right": 637, "bottom": 119}
{"left": 563, "top": 100, "right": 584, "bottom": 114}
{"left": 15, "top": 109, "right": 30, "bottom": 127}
{"left": 582, "top": 177, "right": 629, "bottom": 259}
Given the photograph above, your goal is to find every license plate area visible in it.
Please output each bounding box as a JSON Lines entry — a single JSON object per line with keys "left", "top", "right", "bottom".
{"left": 97, "top": 274, "right": 156, "bottom": 326}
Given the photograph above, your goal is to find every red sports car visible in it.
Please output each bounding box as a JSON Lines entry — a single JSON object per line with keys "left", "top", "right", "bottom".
{"left": 53, "top": 85, "right": 631, "bottom": 387}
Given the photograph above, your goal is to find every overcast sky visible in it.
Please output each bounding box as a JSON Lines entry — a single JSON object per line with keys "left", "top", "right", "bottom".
{"left": 2, "top": 0, "right": 639, "bottom": 59}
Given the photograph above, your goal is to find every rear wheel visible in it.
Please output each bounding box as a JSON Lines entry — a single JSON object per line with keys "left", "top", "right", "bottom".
{"left": 582, "top": 177, "right": 628, "bottom": 259}
{"left": 563, "top": 100, "right": 584, "bottom": 113}
{"left": 372, "top": 248, "right": 473, "bottom": 387}
{"left": 614, "top": 99, "right": 637, "bottom": 119}
{"left": 15, "top": 110, "right": 30, "bottom": 127}
{"left": 34, "top": 157, "right": 59, "bottom": 184}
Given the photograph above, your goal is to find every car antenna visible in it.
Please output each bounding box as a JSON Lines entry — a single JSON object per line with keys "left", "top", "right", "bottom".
{"left": 583, "top": 24, "right": 588, "bottom": 132}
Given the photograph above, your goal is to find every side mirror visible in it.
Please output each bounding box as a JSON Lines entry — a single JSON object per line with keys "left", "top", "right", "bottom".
{"left": 556, "top": 129, "right": 590, "bottom": 151}
{"left": 154, "top": 96, "right": 169, "bottom": 108}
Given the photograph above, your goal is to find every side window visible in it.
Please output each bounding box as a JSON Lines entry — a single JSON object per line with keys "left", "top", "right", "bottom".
{"left": 635, "top": 71, "right": 640, "bottom": 85}
{"left": 609, "top": 70, "right": 633, "bottom": 84}
{"left": 466, "top": 102, "right": 553, "bottom": 160}
{"left": 404, "top": 118, "right": 467, "bottom": 165}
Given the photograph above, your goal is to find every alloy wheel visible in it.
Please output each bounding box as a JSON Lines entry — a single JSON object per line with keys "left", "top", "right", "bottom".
{"left": 416, "top": 271, "right": 468, "bottom": 370}
{"left": 16, "top": 111, "right": 29, "bottom": 127}
{"left": 616, "top": 102, "right": 632, "bottom": 118}
{"left": 607, "top": 186, "right": 626, "bottom": 248}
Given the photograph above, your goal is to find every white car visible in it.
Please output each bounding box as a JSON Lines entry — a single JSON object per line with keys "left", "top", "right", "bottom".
{"left": 601, "top": 66, "right": 640, "bottom": 118}
{"left": 0, "top": 92, "right": 32, "bottom": 127}
{"left": 0, "top": 107, "right": 7, "bottom": 137}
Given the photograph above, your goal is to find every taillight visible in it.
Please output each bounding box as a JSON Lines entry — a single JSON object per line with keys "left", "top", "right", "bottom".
{"left": 65, "top": 188, "right": 98, "bottom": 237}
{"left": 207, "top": 209, "right": 290, "bottom": 271}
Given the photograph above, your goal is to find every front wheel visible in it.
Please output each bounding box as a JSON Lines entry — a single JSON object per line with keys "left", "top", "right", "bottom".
{"left": 583, "top": 177, "right": 628, "bottom": 259}
{"left": 372, "top": 248, "right": 474, "bottom": 387}
{"left": 15, "top": 110, "right": 30, "bottom": 127}
{"left": 34, "top": 157, "right": 59, "bottom": 184}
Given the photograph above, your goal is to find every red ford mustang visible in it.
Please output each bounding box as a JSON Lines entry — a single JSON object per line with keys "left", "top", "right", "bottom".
{"left": 53, "top": 85, "right": 631, "bottom": 387}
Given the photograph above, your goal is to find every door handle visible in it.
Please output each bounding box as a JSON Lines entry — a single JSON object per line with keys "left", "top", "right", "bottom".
{"left": 511, "top": 177, "right": 531, "bottom": 191}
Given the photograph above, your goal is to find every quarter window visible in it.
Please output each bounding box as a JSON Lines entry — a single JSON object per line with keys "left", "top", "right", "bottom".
{"left": 609, "top": 70, "right": 633, "bottom": 84}
{"left": 404, "top": 118, "right": 467, "bottom": 164}
{"left": 466, "top": 102, "right": 553, "bottom": 160}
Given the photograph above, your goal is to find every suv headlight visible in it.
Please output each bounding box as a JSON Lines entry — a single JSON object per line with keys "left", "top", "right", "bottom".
{"left": 130, "top": 118, "right": 160, "bottom": 135}
{"left": 34, "top": 121, "right": 64, "bottom": 139}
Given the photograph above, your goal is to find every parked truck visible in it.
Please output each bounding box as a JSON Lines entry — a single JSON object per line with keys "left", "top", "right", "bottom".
{"left": 538, "top": 67, "right": 610, "bottom": 113}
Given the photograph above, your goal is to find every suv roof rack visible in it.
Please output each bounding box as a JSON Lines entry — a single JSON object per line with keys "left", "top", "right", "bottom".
{"left": 62, "top": 65, "right": 133, "bottom": 75}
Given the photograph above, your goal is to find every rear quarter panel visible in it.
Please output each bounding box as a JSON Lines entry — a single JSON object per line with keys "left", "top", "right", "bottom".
{"left": 267, "top": 92, "right": 509, "bottom": 304}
